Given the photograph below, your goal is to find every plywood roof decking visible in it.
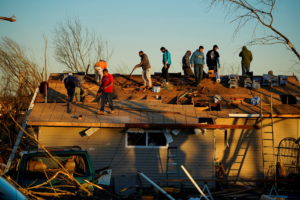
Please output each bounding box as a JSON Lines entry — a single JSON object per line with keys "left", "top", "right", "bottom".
{"left": 28, "top": 101, "right": 300, "bottom": 127}
{"left": 28, "top": 101, "right": 199, "bottom": 127}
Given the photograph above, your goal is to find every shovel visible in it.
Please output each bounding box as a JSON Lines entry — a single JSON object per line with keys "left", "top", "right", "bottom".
{"left": 123, "top": 66, "right": 137, "bottom": 87}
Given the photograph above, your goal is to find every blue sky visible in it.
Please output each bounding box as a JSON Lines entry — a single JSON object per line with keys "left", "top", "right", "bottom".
{"left": 1, "top": 0, "right": 299, "bottom": 75}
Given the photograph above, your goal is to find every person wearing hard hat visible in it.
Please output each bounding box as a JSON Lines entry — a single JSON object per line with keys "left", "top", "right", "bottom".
{"left": 94, "top": 60, "right": 108, "bottom": 84}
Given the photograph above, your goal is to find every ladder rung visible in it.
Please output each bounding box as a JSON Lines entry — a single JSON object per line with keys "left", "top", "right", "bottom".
{"left": 167, "top": 171, "right": 178, "bottom": 174}
{"left": 264, "top": 153, "right": 274, "bottom": 155}
{"left": 263, "top": 146, "right": 274, "bottom": 148}
{"left": 168, "top": 162, "right": 178, "bottom": 166}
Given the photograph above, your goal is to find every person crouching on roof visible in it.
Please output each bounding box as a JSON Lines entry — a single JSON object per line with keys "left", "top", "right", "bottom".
{"left": 94, "top": 60, "right": 108, "bottom": 84}
{"left": 64, "top": 73, "right": 80, "bottom": 113}
{"left": 133, "top": 51, "right": 152, "bottom": 89}
{"left": 97, "top": 69, "right": 115, "bottom": 115}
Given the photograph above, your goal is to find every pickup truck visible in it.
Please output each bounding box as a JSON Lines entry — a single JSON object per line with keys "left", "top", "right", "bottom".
{"left": 14, "top": 146, "right": 95, "bottom": 187}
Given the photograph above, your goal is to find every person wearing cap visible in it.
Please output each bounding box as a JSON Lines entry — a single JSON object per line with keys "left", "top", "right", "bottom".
{"left": 191, "top": 46, "right": 206, "bottom": 84}
{"left": 182, "top": 50, "right": 194, "bottom": 77}
{"left": 160, "top": 47, "right": 172, "bottom": 82}
{"left": 239, "top": 46, "right": 253, "bottom": 76}
{"left": 94, "top": 60, "right": 108, "bottom": 84}
{"left": 206, "top": 45, "right": 220, "bottom": 73}
{"left": 97, "top": 68, "right": 115, "bottom": 115}
{"left": 133, "top": 51, "right": 152, "bottom": 89}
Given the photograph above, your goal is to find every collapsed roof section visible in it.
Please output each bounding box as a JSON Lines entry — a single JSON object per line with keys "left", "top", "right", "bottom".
{"left": 28, "top": 73, "right": 300, "bottom": 127}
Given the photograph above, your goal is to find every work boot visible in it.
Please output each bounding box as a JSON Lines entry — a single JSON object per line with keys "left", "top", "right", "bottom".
{"left": 97, "top": 110, "right": 105, "bottom": 115}
{"left": 108, "top": 110, "right": 115, "bottom": 114}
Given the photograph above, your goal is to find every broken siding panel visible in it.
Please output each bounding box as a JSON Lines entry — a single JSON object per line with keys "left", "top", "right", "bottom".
{"left": 38, "top": 127, "right": 215, "bottom": 188}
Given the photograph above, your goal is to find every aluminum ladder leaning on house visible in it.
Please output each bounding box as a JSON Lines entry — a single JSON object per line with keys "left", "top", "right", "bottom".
{"left": 2, "top": 87, "right": 39, "bottom": 175}
{"left": 260, "top": 94, "right": 276, "bottom": 187}
{"left": 166, "top": 146, "right": 180, "bottom": 186}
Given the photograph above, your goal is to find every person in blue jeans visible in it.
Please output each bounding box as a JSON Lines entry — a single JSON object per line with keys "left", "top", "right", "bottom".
{"left": 160, "top": 47, "right": 172, "bottom": 82}
{"left": 97, "top": 69, "right": 115, "bottom": 115}
{"left": 191, "top": 46, "right": 205, "bottom": 84}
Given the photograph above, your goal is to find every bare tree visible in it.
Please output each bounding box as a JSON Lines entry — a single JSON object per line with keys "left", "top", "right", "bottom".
{"left": 209, "top": 0, "right": 300, "bottom": 61}
{"left": 54, "top": 19, "right": 112, "bottom": 72}
{"left": 0, "top": 37, "right": 42, "bottom": 166}
{"left": 0, "top": 37, "right": 42, "bottom": 95}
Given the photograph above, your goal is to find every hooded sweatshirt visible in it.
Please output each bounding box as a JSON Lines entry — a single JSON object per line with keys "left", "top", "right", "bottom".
{"left": 162, "top": 50, "right": 172, "bottom": 65}
{"left": 239, "top": 46, "right": 253, "bottom": 65}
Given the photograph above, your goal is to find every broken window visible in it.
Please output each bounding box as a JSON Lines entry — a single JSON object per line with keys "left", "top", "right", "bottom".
{"left": 126, "top": 129, "right": 169, "bottom": 148}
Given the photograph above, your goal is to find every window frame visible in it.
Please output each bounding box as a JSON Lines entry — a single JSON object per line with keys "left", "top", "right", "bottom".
{"left": 125, "top": 129, "right": 169, "bottom": 149}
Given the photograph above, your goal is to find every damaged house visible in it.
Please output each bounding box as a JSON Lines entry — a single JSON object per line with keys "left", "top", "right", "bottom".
{"left": 25, "top": 72, "right": 300, "bottom": 192}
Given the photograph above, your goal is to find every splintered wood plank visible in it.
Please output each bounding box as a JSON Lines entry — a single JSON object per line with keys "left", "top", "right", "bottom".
{"left": 195, "top": 107, "right": 210, "bottom": 118}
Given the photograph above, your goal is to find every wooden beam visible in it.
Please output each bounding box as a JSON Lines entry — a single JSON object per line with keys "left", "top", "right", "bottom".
{"left": 28, "top": 121, "right": 257, "bottom": 129}
{"left": 125, "top": 123, "right": 258, "bottom": 129}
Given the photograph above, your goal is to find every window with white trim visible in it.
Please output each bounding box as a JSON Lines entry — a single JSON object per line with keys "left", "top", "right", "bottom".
{"left": 125, "top": 129, "right": 170, "bottom": 148}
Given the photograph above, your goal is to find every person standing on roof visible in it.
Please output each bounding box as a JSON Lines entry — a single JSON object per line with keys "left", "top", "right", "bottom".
{"left": 239, "top": 46, "right": 253, "bottom": 76}
{"left": 206, "top": 45, "right": 220, "bottom": 73}
{"left": 160, "top": 47, "right": 172, "bottom": 82}
{"left": 182, "top": 50, "right": 194, "bottom": 77}
{"left": 133, "top": 51, "right": 152, "bottom": 89}
{"left": 191, "top": 46, "right": 206, "bottom": 84}
{"left": 94, "top": 60, "right": 108, "bottom": 84}
{"left": 97, "top": 69, "right": 115, "bottom": 115}
{"left": 64, "top": 73, "right": 80, "bottom": 113}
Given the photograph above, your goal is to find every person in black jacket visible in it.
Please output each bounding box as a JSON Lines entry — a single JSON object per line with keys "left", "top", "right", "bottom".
{"left": 206, "top": 45, "right": 220, "bottom": 73}
{"left": 182, "top": 50, "right": 194, "bottom": 77}
{"left": 64, "top": 73, "right": 80, "bottom": 113}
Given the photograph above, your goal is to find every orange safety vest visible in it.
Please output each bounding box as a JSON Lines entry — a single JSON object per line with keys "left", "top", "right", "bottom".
{"left": 95, "top": 60, "right": 108, "bottom": 69}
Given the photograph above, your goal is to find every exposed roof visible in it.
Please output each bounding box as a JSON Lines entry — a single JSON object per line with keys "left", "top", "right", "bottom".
{"left": 28, "top": 73, "right": 300, "bottom": 127}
